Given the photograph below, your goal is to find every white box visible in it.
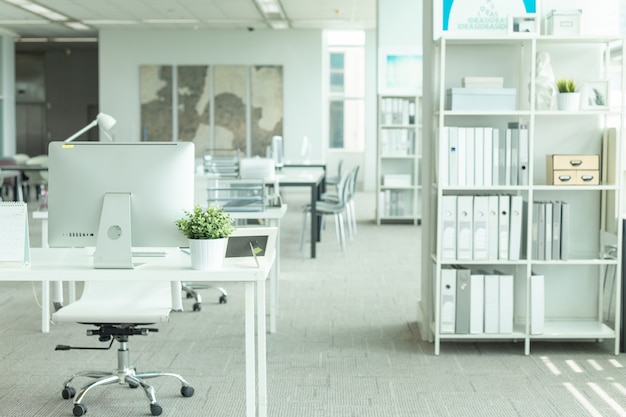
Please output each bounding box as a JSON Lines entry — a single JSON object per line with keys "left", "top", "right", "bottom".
{"left": 446, "top": 88, "right": 516, "bottom": 111}
{"left": 547, "top": 9, "right": 581, "bottom": 36}
{"left": 383, "top": 174, "right": 411, "bottom": 187}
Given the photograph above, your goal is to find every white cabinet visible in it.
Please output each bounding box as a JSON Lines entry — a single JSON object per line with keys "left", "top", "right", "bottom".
{"left": 376, "top": 95, "right": 421, "bottom": 225}
{"left": 426, "top": 36, "right": 624, "bottom": 355}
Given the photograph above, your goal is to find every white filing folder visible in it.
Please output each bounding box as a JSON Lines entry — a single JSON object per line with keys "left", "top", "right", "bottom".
{"left": 455, "top": 266, "right": 471, "bottom": 334}
{"left": 484, "top": 274, "right": 499, "bottom": 334}
{"left": 531, "top": 202, "right": 539, "bottom": 260}
{"left": 536, "top": 201, "right": 546, "bottom": 261}
{"left": 518, "top": 123, "right": 529, "bottom": 186}
{"left": 457, "top": 195, "right": 473, "bottom": 260}
{"left": 508, "top": 195, "right": 523, "bottom": 261}
{"left": 441, "top": 195, "right": 457, "bottom": 260}
{"left": 457, "top": 127, "right": 466, "bottom": 187}
{"left": 498, "top": 195, "right": 510, "bottom": 260}
{"left": 504, "top": 129, "right": 512, "bottom": 186}
{"left": 560, "top": 202, "right": 570, "bottom": 261}
{"left": 544, "top": 202, "right": 553, "bottom": 261}
{"left": 498, "top": 273, "right": 514, "bottom": 333}
{"left": 474, "top": 127, "right": 484, "bottom": 187}
{"left": 473, "top": 196, "right": 489, "bottom": 260}
{"left": 440, "top": 267, "right": 457, "bottom": 334}
{"left": 530, "top": 273, "right": 545, "bottom": 334}
{"left": 483, "top": 127, "right": 493, "bottom": 187}
{"left": 492, "top": 128, "right": 501, "bottom": 186}
{"left": 507, "top": 122, "right": 519, "bottom": 186}
{"left": 552, "top": 201, "right": 561, "bottom": 260}
{"left": 469, "top": 273, "right": 485, "bottom": 334}
{"left": 487, "top": 195, "right": 499, "bottom": 260}
{"left": 465, "top": 127, "right": 475, "bottom": 186}
{"left": 448, "top": 126, "right": 458, "bottom": 187}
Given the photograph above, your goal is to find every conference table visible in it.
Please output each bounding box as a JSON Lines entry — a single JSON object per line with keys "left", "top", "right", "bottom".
{"left": 6, "top": 247, "right": 273, "bottom": 417}
{"left": 276, "top": 167, "right": 326, "bottom": 258}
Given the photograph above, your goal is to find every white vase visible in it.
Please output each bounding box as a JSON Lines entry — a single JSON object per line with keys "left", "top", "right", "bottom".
{"left": 188, "top": 238, "right": 227, "bottom": 270}
{"left": 557, "top": 92, "right": 580, "bottom": 111}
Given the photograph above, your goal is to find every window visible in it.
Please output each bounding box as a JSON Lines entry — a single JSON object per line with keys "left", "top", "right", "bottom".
{"left": 327, "top": 31, "right": 365, "bottom": 151}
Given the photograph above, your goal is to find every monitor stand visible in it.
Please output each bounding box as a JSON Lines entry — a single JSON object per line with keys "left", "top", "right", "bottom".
{"left": 94, "top": 192, "right": 134, "bottom": 269}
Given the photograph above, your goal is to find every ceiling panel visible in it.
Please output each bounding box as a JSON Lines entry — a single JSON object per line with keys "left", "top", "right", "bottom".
{"left": 0, "top": 0, "right": 376, "bottom": 39}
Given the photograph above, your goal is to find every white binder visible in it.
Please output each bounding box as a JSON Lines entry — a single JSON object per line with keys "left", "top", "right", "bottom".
{"left": 498, "top": 273, "right": 514, "bottom": 333}
{"left": 448, "top": 126, "right": 458, "bottom": 187}
{"left": 441, "top": 195, "right": 457, "bottom": 260}
{"left": 518, "top": 123, "right": 529, "bottom": 186}
{"left": 544, "top": 202, "right": 553, "bottom": 260}
{"left": 469, "top": 273, "right": 484, "bottom": 334}
{"left": 552, "top": 201, "right": 561, "bottom": 260}
{"left": 483, "top": 127, "right": 493, "bottom": 186}
{"left": 439, "top": 127, "right": 449, "bottom": 186}
{"left": 487, "top": 196, "right": 499, "bottom": 260}
{"left": 498, "top": 195, "right": 510, "bottom": 260}
{"left": 474, "top": 127, "right": 484, "bottom": 187}
{"left": 507, "top": 122, "right": 519, "bottom": 186}
{"left": 457, "top": 127, "right": 466, "bottom": 187}
{"left": 455, "top": 266, "right": 471, "bottom": 334}
{"left": 560, "top": 202, "right": 570, "bottom": 261}
{"left": 492, "top": 128, "right": 501, "bottom": 185}
{"left": 484, "top": 274, "right": 499, "bottom": 334}
{"left": 530, "top": 273, "right": 545, "bottom": 334}
{"left": 440, "top": 267, "right": 457, "bottom": 334}
{"left": 504, "top": 129, "right": 512, "bottom": 186}
{"left": 531, "top": 202, "right": 539, "bottom": 260}
{"left": 456, "top": 195, "right": 473, "bottom": 260}
{"left": 473, "top": 196, "right": 489, "bottom": 260}
{"left": 508, "top": 195, "right": 523, "bottom": 261}
{"left": 465, "top": 127, "right": 475, "bottom": 186}
{"left": 536, "top": 201, "right": 546, "bottom": 261}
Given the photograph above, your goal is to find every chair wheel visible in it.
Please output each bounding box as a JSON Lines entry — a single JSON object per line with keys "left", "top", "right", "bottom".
{"left": 192, "top": 302, "right": 201, "bottom": 312}
{"left": 150, "top": 403, "right": 163, "bottom": 416}
{"left": 73, "top": 403, "right": 87, "bottom": 416}
{"left": 219, "top": 295, "right": 227, "bottom": 304}
{"left": 185, "top": 292, "right": 193, "bottom": 299}
{"left": 181, "top": 385, "right": 195, "bottom": 397}
{"left": 62, "top": 386, "right": 76, "bottom": 399}
{"left": 128, "top": 382, "right": 139, "bottom": 389}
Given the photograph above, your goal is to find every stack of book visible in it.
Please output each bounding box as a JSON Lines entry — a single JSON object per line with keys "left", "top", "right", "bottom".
{"left": 441, "top": 194, "right": 524, "bottom": 262}
{"left": 439, "top": 122, "right": 529, "bottom": 187}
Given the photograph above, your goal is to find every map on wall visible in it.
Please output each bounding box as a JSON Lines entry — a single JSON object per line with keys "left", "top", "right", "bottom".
{"left": 178, "top": 65, "right": 210, "bottom": 157}
{"left": 214, "top": 65, "right": 248, "bottom": 155}
{"left": 250, "top": 65, "right": 283, "bottom": 157}
{"left": 140, "top": 65, "right": 173, "bottom": 141}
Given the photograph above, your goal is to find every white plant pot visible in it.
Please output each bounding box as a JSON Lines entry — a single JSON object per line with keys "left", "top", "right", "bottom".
{"left": 188, "top": 238, "right": 227, "bottom": 270}
{"left": 557, "top": 92, "right": 580, "bottom": 111}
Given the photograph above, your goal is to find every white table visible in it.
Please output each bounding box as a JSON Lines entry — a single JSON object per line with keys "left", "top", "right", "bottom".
{"left": 6, "top": 247, "right": 272, "bottom": 417}
{"left": 33, "top": 207, "right": 287, "bottom": 334}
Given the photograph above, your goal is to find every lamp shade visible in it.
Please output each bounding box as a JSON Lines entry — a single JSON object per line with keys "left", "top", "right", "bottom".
{"left": 96, "top": 112, "right": 116, "bottom": 131}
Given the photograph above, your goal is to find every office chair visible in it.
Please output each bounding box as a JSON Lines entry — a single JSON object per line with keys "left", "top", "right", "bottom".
{"left": 321, "top": 166, "right": 359, "bottom": 240}
{"left": 52, "top": 280, "right": 194, "bottom": 416}
{"left": 325, "top": 159, "right": 344, "bottom": 192}
{"left": 300, "top": 167, "right": 352, "bottom": 252}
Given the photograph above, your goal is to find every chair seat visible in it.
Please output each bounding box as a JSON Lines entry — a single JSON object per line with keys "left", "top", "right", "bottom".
{"left": 52, "top": 280, "right": 172, "bottom": 324}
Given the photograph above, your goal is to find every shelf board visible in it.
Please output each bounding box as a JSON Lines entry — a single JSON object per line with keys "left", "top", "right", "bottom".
{"left": 380, "top": 124, "right": 416, "bottom": 129}
{"left": 438, "top": 323, "right": 526, "bottom": 340}
{"left": 441, "top": 185, "right": 530, "bottom": 191}
{"left": 533, "top": 184, "right": 618, "bottom": 191}
{"left": 439, "top": 110, "right": 531, "bottom": 117}
{"left": 530, "top": 321, "right": 616, "bottom": 339}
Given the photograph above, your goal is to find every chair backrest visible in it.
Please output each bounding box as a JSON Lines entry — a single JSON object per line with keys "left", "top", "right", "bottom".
{"left": 346, "top": 166, "right": 359, "bottom": 202}
{"left": 0, "top": 157, "right": 17, "bottom": 186}
{"left": 336, "top": 159, "right": 344, "bottom": 178}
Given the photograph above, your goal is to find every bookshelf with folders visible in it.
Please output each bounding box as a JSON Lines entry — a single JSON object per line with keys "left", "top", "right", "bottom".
{"left": 377, "top": 95, "right": 421, "bottom": 225}
{"left": 426, "top": 36, "right": 624, "bottom": 355}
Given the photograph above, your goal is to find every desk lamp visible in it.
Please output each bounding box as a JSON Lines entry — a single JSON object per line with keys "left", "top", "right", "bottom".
{"left": 64, "top": 112, "right": 117, "bottom": 142}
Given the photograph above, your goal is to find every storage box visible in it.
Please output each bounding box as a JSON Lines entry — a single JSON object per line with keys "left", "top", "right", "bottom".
{"left": 546, "top": 154, "right": 599, "bottom": 185}
{"left": 383, "top": 174, "right": 412, "bottom": 187}
{"left": 206, "top": 178, "right": 266, "bottom": 211}
{"left": 446, "top": 88, "right": 516, "bottom": 111}
{"left": 547, "top": 9, "right": 582, "bottom": 36}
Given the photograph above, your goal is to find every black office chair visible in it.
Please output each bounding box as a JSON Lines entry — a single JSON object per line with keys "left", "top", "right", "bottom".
{"left": 52, "top": 280, "right": 194, "bottom": 416}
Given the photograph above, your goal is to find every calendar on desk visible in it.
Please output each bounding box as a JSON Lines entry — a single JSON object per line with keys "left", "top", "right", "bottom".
{"left": 0, "top": 202, "right": 30, "bottom": 266}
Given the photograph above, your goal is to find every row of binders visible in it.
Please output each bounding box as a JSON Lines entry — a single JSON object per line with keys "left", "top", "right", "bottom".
{"left": 439, "top": 122, "right": 529, "bottom": 187}
{"left": 442, "top": 194, "right": 523, "bottom": 261}
{"left": 380, "top": 129, "right": 416, "bottom": 156}
{"left": 441, "top": 267, "right": 545, "bottom": 335}
{"left": 380, "top": 97, "right": 416, "bottom": 126}
{"left": 378, "top": 190, "right": 409, "bottom": 217}
{"left": 532, "top": 201, "right": 569, "bottom": 261}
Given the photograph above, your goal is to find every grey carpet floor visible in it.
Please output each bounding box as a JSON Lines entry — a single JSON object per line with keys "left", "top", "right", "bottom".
{"left": 0, "top": 191, "right": 624, "bottom": 416}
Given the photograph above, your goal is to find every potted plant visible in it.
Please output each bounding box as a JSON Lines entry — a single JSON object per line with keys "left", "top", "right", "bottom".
{"left": 176, "top": 204, "right": 235, "bottom": 270}
{"left": 556, "top": 78, "right": 580, "bottom": 111}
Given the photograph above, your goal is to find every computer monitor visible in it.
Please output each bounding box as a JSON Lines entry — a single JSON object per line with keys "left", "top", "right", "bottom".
{"left": 48, "top": 141, "right": 195, "bottom": 269}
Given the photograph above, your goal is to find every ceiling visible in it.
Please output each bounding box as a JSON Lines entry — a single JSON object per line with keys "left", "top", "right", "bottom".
{"left": 0, "top": 0, "right": 377, "bottom": 40}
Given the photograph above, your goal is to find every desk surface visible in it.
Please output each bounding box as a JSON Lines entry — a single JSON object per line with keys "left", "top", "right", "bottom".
{"left": 275, "top": 167, "right": 325, "bottom": 186}
{"left": 6, "top": 248, "right": 272, "bottom": 282}
{"left": 0, "top": 164, "right": 47, "bottom": 171}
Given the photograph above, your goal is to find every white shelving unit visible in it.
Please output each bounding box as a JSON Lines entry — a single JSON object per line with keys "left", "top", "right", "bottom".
{"left": 426, "top": 35, "right": 624, "bottom": 355}
{"left": 376, "top": 94, "right": 421, "bottom": 225}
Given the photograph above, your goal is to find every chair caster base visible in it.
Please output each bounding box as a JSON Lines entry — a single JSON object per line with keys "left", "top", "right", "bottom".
{"left": 150, "top": 403, "right": 162, "bottom": 416}
{"left": 73, "top": 403, "right": 87, "bottom": 416}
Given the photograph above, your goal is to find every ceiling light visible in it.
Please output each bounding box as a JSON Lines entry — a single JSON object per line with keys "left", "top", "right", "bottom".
{"left": 51, "top": 37, "right": 97, "bottom": 43}
{"left": 19, "top": 3, "right": 68, "bottom": 21}
{"left": 269, "top": 20, "right": 289, "bottom": 29}
{"left": 83, "top": 20, "right": 139, "bottom": 25}
{"left": 252, "top": 0, "right": 289, "bottom": 29}
{"left": 65, "top": 22, "right": 90, "bottom": 30}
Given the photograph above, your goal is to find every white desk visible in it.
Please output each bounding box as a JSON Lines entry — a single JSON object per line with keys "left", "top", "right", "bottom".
{"left": 33, "top": 207, "right": 287, "bottom": 334}
{"left": 6, "top": 247, "right": 272, "bottom": 417}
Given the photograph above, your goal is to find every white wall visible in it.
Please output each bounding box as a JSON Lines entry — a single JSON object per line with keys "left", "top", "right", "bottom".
{"left": 99, "top": 29, "right": 324, "bottom": 163}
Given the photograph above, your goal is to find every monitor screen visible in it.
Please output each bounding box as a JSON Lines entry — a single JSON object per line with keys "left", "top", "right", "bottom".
{"left": 48, "top": 141, "right": 195, "bottom": 268}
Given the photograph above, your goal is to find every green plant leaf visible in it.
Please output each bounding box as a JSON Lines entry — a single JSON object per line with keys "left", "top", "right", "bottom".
{"left": 175, "top": 204, "right": 235, "bottom": 240}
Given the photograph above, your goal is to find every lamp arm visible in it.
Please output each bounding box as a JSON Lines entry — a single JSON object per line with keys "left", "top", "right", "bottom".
{"left": 64, "top": 119, "right": 98, "bottom": 143}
